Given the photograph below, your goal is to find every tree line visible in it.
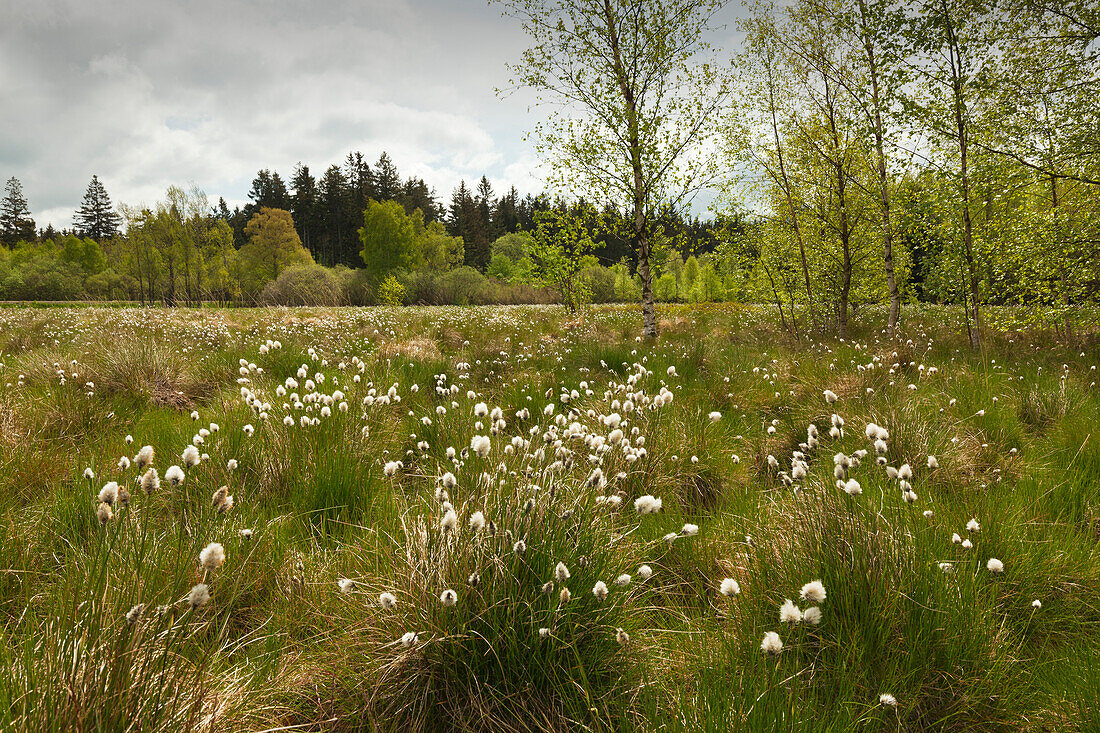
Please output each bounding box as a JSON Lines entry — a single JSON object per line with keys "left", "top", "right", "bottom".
{"left": 0, "top": 149, "right": 733, "bottom": 305}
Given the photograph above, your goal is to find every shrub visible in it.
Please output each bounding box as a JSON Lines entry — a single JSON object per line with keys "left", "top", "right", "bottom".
{"left": 335, "top": 265, "right": 375, "bottom": 306}
{"left": 259, "top": 265, "right": 342, "bottom": 306}
{"left": 439, "top": 267, "right": 490, "bottom": 305}
{"left": 377, "top": 274, "right": 407, "bottom": 306}
{"left": 580, "top": 264, "right": 617, "bottom": 303}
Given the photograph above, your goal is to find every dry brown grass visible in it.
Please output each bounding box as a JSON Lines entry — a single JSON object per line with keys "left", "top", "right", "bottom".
{"left": 378, "top": 338, "right": 443, "bottom": 363}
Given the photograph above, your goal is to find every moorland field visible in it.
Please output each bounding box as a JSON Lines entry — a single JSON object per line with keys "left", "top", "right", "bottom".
{"left": 1, "top": 303, "right": 1098, "bottom": 732}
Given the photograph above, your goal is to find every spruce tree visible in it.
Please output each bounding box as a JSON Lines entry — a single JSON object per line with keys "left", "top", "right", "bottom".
{"left": 291, "top": 163, "right": 320, "bottom": 257}
{"left": 373, "top": 152, "right": 401, "bottom": 201}
{"left": 450, "top": 180, "right": 491, "bottom": 270}
{"left": 73, "top": 175, "right": 121, "bottom": 242}
{"left": 476, "top": 176, "right": 499, "bottom": 242}
{"left": 1, "top": 177, "right": 36, "bottom": 244}
{"left": 319, "top": 164, "right": 349, "bottom": 266}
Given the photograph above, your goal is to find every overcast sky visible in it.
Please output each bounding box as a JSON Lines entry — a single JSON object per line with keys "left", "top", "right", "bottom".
{"left": 1, "top": 0, "right": 745, "bottom": 230}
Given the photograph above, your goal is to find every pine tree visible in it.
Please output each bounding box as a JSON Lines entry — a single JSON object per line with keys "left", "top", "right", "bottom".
{"left": 291, "top": 163, "right": 320, "bottom": 258}
{"left": 476, "top": 176, "right": 499, "bottom": 241}
{"left": 319, "top": 164, "right": 349, "bottom": 266}
{"left": 400, "top": 178, "right": 442, "bottom": 221}
{"left": 73, "top": 175, "right": 121, "bottom": 242}
{"left": 374, "top": 152, "right": 401, "bottom": 201}
{"left": 344, "top": 151, "right": 375, "bottom": 209}
{"left": 450, "top": 180, "right": 490, "bottom": 270}
{"left": 246, "top": 169, "right": 290, "bottom": 210}
{"left": 495, "top": 186, "right": 521, "bottom": 233}
{"left": 1, "top": 177, "right": 36, "bottom": 244}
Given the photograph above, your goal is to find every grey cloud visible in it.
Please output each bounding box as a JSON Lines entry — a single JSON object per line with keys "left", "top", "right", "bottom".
{"left": 1, "top": 0, "right": 537, "bottom": 227}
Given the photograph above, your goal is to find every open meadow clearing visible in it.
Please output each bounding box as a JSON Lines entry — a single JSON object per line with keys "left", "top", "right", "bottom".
{"left": 0, "top": 303, "right": 1098, "bottom": 732}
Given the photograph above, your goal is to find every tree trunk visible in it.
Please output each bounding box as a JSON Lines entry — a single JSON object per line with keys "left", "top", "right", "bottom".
{"left": 828, "top": 101, "right": 852, "bottom": 339}
{"left": 859, "top": 0, "right": 900, "bottom": 338}
{"left": 637, "top": 230, "right": 657, "bottom": 336}
{"left": 602, "top": 0, "right": 656, "bottom": 338}
{"left": 167, "top": 258, "right": 176, "bottom": 307}
{"left": 942, "top": 1, "right": 981, "bottom": 348}
{"left": 766, "top": 64, "right": 815, "bottom": 332}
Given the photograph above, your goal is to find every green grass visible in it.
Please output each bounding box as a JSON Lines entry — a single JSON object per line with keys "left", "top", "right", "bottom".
{"left": 0, "top": 302, "right": 1097, "bottom": 732}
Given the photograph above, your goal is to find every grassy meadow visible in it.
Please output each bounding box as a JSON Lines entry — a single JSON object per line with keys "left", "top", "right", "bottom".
{"left": 0, "top": 303, "right": 1098, "bottom": 732}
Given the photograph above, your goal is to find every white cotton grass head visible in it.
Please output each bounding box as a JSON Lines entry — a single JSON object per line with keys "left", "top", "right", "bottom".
{"left": 616, "top": 628, "right": 630, "bottom": 645}
{"left": 720, "top": 578, "right": 741, "bottom": 597}
{"left": 634, "top": 494, "right": 662, "bottom": 514}
{"left": 440, "top": 508, "right": 458, "bottom": 532}
{"left": 986, "top": 558, "right": 1004, "bottom": 574}
{"left": 199, "top": 542, "right": 225, "bottom": 571}
{"left": 799, "top": 580, "right": 826, "bottom": 604}
{"left": 779, "top": 599, "right": 802, "bottom": 623}
{"left": 440, "top": 589, "right": 458, "bottom": 606}
{"left": 165, "top": 465, "right": 185, "bottom": 487}
{"left": 843, "top": 478, "right": 862, "bottom": 496}
{"left": 379, "top": 592, "right": 397, "bottom": 610}
{"left": 592, "top": 581, "right": 609, "bottom": 601}
{"left": 470, "top": 434, "right": 491, "bottom": 458}
{"left": 879, "top": 693, "right": 897, "bottom": 706}
{"left": 400, "top": 631, "right": 418, "bottom": 648}
{"left": 637, "top": 565, "right": 653, "bottom": 580}
{"left": 338, "top": 578, "right": 355, "bottom": 594}
{"left": 760, "top": 631, "right": 783, "bottom": 655}
{"left": 802, "top": 606, "right": 822, "bottom": 625}
{"left": 139, "top": 467, "right": 159, "bottom": 495}
{"left": 134, "top": 445, "right": 154, "bottom": 470}
{"left": 966, "top": 518, "right": 980, "bottom": 532}
{"left": 96, "top": 502, "right": 113, "bottom": 525}
{"left": 182, "top": 445, "right": 200, "bottom": 467}
{"left": 555, "top": 562, "right": 570, "bottom": 583}
{"left": 98, "top": 482, "right": 119, "bottom": 505}
{"left": 187, "top": 583, "right": 210, "bottom": 609}
{"left": 469, "top": 511, "right": 486, "bottom": 531}
{"left": 681, "top": 523, "right": 699, "bottom": 536}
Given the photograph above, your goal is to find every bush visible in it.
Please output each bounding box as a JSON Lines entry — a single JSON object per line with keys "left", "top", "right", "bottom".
{"left": 612, "top": 264, "right": 642, "bottom": 302}
{"left": 336, "top": 266, "right": 375, "bottom": 306}
{"left": 259, "top": 265, "right": 342, "bottom": 306}
{"left": 377, "top": 274, "right": 406, "bottom": 306}
{"left": 439, "top": 267, "right": 490, "bottom": 306}
{"left": 580, "top": 264, "right": 617, "bottom": 303}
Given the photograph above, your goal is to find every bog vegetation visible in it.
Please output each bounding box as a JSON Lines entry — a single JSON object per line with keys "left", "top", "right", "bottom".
{"left": 0, "top": 303, "right": 1098, "bottom": 732}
